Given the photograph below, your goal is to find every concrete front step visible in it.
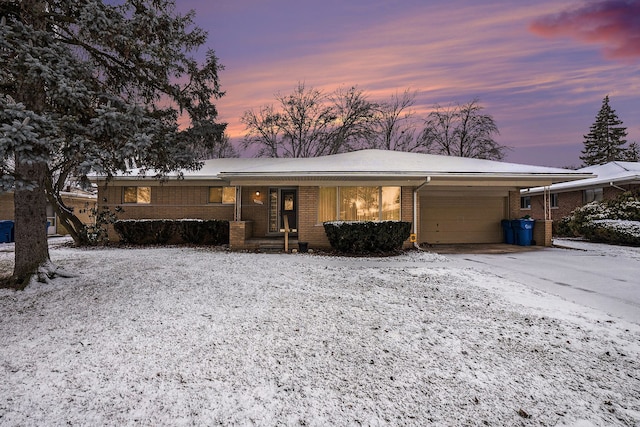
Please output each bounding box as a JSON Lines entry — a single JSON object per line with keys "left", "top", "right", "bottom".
{"left": 246, "top": 238, "right": 299, "bottom": 252}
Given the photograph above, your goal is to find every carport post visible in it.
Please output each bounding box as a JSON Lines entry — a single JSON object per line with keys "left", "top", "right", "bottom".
{"left": 413, "top": 177, "right": 431, "bottom": 246}
{"left": 235, "top": 186, "right": 242, "bottom": 221}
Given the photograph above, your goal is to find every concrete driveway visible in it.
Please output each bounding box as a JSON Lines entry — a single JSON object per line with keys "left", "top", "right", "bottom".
{"left": 434, "top": 239, "right": 640, "bottom": 325}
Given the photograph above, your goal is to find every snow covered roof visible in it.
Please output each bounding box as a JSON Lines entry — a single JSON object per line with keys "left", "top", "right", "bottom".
{"left": 99, "top": 150, "right": 592, "bottom": 185}
{"left": 524, "top": 161, "right": 640, "bottom": 195}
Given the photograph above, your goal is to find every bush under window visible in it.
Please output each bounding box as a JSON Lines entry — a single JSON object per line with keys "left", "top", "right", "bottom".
{"left": 323, "top": 221, "right": 411, "bottom": 254}
{"left": 114, "top": 219, "right": 229, "bottom": 245}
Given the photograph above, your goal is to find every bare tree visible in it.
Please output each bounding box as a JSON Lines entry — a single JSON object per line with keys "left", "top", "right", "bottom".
{"left": 368, "top": 89, "right": 422, "bottom": 152}
{"left": 241, "top": 105, "right": 283, "bottom": 157}
{"left": 420, "top": 99, "right": 505, "bottom": 160}
{"left": 277, "top": 83, "right": 336, "bottom": 158}
{"left": 241, "top": 82, "right": 377, "bottom": 158}
{"left": 327, "top": 86, "right": 378, "bottom": 153}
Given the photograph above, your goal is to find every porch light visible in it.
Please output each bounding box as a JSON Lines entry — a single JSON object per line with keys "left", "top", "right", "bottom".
{"left": 255, "top": 190, "right": 260, "bottom": 197}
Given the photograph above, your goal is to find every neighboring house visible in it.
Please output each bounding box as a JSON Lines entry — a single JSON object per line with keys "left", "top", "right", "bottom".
{"left": 94, "top": 149, "right": 591, "bottom": 250}
{"left": 521, "top": 162, "right": 640, "bottom": 222}
{"left": 0, "top": 190, "right": 97, "bottom": 236}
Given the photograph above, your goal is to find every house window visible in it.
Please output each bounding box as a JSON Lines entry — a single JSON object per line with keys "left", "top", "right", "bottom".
{"left": 209, "top": 187, "right": 236, "bottom": 204}
{"left": 318, "top": 186, "right": 401, "bottom": 222}
{"left": 520, "top": 196, "right": 531, "bottom": 210}
{"left": 583, "top": 188, "right": 603, "bottom": 204}
{"left": 550, "top": 193, "right": 559, "bottom": 208}
{"left": 123, "top": 186, "right": 151, "bottom": 204}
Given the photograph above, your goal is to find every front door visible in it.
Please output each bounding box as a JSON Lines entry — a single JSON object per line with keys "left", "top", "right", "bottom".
{"left": 280, "top": 189, "right": 297, "bottom": 231}
{"left": 268, "top": 188, "right": 298, "bottom": 234}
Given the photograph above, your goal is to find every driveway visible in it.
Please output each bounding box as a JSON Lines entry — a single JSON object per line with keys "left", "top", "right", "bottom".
{"left": 434, "top": 239, "right": 640, "bottom": 324}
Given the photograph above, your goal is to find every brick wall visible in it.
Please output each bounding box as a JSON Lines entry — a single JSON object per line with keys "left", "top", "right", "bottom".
{"left": 533, "top": 220, "right": 552, "bottom": 247}
{"left": 401, "top": 187, "right": 416, "bottom": 248}
{"left": 229, "top": 221, "right": 252, "bottom": 250}
{"left": 0, "top": 193, "right": 14, "bottom": 220}
{"left": 239, "top": 186, "right": 269, "bottom": 236}
{"left": 526, "top": 183, "right": 640, "bottom": 222}
{"left": 99, "top": 184, "right": 235, "bottom": 221}
{"left": 508, "top": 190, "right": 520, "bottom": 220}
{"left": 298, "top": 186, "right": 331, "bottom": 250}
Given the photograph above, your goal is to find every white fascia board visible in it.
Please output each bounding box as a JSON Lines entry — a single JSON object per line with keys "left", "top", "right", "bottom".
{"left": 524, "top": 174, "right": 639, "bottom": 195}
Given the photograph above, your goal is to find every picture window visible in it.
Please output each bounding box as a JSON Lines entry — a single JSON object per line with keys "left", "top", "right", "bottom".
{"left": 209, "top": 187, "right": 236, "bottom": 204}
{"left": 123, "top": 186, "right": 151, "bottom": 204}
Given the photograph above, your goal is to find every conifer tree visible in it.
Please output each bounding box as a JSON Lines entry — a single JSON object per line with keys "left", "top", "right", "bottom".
{"left": 1, "top": 0, "right": 226, "bottom": 289}
{"left": 580, "top": 96, "right": 628, "bottom": 166}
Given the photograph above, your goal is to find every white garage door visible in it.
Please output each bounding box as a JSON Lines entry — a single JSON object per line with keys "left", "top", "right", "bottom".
{"left": 419, "top": 194, "right": 507, "bottom": 244}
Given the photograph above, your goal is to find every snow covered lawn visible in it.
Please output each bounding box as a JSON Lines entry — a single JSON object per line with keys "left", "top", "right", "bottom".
{"left": 1, "top": 240, "right": 639, "bottom": 426}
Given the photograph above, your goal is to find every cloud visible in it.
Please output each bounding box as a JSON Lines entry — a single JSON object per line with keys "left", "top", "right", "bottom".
{"left": 530, "top": 0, "right": 640, "bottom": 60}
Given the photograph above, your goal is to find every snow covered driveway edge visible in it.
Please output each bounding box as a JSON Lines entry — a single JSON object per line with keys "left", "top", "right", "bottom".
{"left": 1, "top": 245, "right": 639, "bottom": 426}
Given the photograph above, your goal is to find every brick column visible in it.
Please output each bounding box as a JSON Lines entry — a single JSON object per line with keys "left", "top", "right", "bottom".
{"left": 229, "top": 221, "right": 253, "bottom": 250}
{"left": 533, "top": 220, "right": 553, "bottom": 247}
{"left": 508, "top": 190, "right": 520, "bottom": 220}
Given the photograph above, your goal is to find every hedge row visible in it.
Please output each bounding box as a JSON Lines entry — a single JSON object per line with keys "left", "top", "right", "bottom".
{"left": 323, "top": 221, "right": 411, "bottom": 254}
{"left": 580, "top": 220, "right": 640, "bottom": 246}
{"left": 114, "top": 219, "right": 229, "bottom": 245}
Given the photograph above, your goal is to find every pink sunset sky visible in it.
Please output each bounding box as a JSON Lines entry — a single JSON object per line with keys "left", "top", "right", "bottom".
{"left": 176, "top": 0, "right": 640, "bottom": 167}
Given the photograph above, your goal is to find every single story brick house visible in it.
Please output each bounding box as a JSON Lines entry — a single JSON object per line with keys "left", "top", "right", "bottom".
{"left": 0, "top": 190, "right": 96, "bottom": 236}
{"left": 521, "top": 161, "right": 640, "bottom": 222}
{"left": 95, "top": 149, "right": 591, "bottom": 250}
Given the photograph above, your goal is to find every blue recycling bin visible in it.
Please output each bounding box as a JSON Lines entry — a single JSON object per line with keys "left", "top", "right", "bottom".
{"left": 511, "top": 219, "right": 534, "bottom": 246}
{"left": 0, "top": 220, "right": 15, "bottom": 243}
{"left": 501, "top": 219, "right": 515, "bottom": 244}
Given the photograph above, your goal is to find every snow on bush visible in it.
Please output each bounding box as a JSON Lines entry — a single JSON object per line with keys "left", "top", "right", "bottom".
{"left": 583, "top": 219, "right": 640, "bottom": 245}
{"left": 561, "top": 191, "right": 640, "bottom": 246}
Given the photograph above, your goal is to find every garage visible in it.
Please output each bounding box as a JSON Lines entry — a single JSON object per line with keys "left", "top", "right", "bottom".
{"left": 419, "top": 190, "right": 508, "bottom": 244}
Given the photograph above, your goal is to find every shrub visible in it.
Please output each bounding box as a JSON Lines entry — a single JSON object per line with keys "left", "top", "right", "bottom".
{"left": 559, "top": 190, "right": 640, "bottom": 246}
{"left": 114, "top": 219, "right": 229, "bottom": 245}
{"left": 553, "top": 216, "right": 575, "bottom": 237}
{"left": 581, "top": 220, "right": 640, "bottom": 246}
{"left": 323, "top": 221, "right": 412, "bottom": 254}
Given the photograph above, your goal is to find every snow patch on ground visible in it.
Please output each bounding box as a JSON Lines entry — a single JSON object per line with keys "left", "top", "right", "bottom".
{"left": 1, "top": 241, "right": 639, "bottom": 425}
{"left": 554, "top": 237, "right": 640, "bottom": 261}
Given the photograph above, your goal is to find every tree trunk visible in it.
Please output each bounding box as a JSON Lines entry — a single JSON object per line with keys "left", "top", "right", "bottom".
{"left": 11, "top": 161, "right": 51, "bottom": 290}
{"left": 6, "top": 0, "right": 51, "bottom": 290}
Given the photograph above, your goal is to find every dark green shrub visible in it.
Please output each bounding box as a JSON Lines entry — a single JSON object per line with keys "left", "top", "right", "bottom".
{"left": 323, "top": 221, "right": 412, "bottom": 254}
{"left": 553, "top": 216, "right": 575, "bottom": 237}
{"left": 114, "top": 219, "right": 229, "bottom": 245}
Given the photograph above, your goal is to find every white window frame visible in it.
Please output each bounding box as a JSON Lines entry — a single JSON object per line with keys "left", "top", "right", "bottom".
{"left": 583, "top": 188, "right": 603, "bottom": 204}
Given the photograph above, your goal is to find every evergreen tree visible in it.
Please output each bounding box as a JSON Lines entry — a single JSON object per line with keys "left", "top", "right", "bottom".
{"left": 580, "top": 96, "right": 628, "bottom": 166}
{"left": 1, "top": 0, "right": 226, "bottom": 289}
{"left": 624, "top": 142, "right": 639, "bottom": 162}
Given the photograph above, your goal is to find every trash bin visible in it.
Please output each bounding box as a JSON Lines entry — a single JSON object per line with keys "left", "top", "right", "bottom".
{"left": 511, "top": 219, "right": 534, "bottom": 246}
{"left": 298, "top": 242, "right": 309, "bottom": 253}
{"left": 0, "top": 220, "right": 14, "bottom": 243}
{"left": 501, "top": 219, "right": 514, "bottom": 245}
